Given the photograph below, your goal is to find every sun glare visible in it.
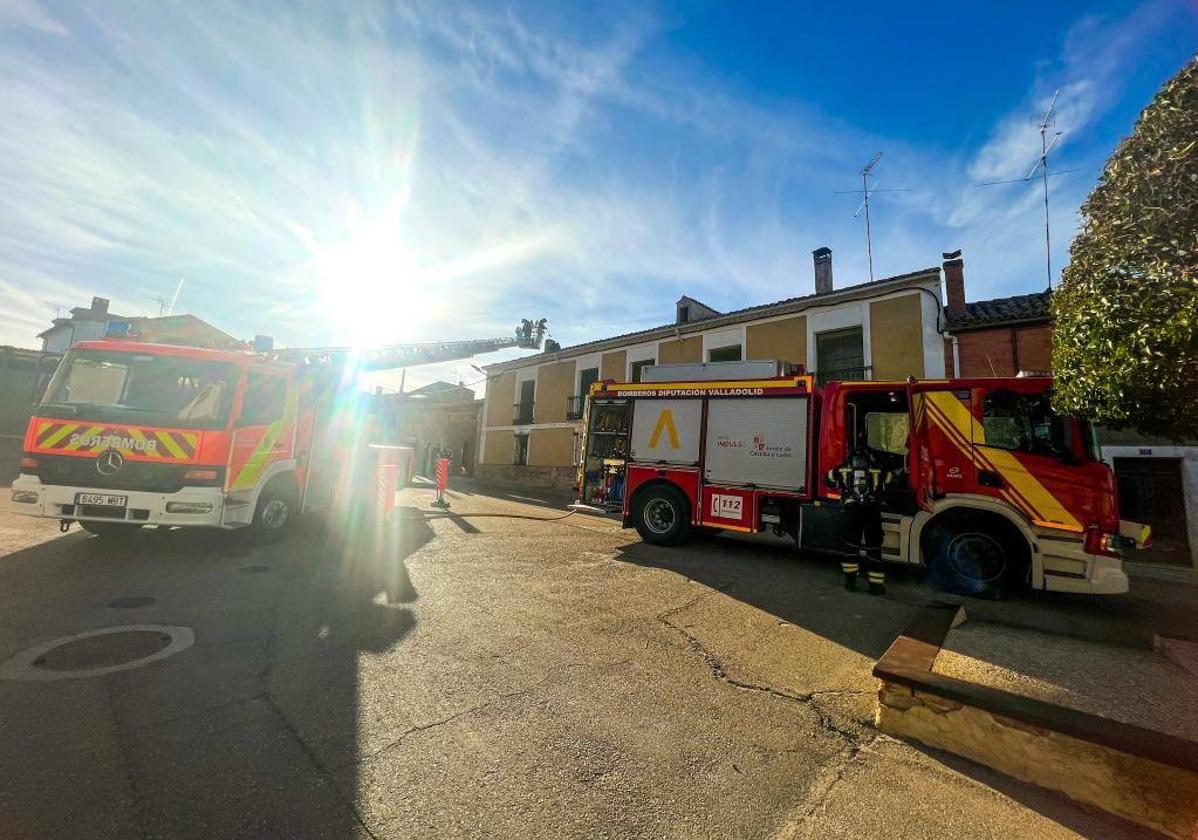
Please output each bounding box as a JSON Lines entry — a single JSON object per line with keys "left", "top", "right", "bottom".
{"left": 312, "top": 211, "right": 442, "bottom": 349}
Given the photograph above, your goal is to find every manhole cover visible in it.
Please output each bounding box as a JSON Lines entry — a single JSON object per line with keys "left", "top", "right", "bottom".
{"left": 34, "top": 631, "right": 170, "bottom": 671}
{"left": 240, "top": 564, "right": 271, "bottom": 573}
{"left": 107, "top": 596, "right": 156, "bottom": 609}
{"left": 0, "top": 625, "right": 194, "bottom": 681}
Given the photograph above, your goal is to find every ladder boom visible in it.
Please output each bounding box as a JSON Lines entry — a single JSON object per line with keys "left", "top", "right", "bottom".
{"left": 275, "top": 319, "right": 549, "bottom": 371}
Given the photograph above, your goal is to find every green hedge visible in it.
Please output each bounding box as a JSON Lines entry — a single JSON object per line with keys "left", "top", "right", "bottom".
{"left": 1052, "top": 55, "right": 1197, "bottom": 439}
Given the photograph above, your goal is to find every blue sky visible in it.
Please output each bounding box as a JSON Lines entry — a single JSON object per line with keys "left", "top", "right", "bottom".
{"left": 1, "top": 0, "right": 1195, "bottom": 391}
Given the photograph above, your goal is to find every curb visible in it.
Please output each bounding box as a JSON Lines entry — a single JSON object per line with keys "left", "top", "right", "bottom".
{"left": 874, "top": 603, "right": 1198, "bottom": 839}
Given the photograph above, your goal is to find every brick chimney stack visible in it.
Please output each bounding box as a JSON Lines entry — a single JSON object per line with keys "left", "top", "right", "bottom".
{"left": 813, "top": 247, "right": 833, "bottom": 295}
{"left": 942, "top": 250, "right": 965, "bottom": 315}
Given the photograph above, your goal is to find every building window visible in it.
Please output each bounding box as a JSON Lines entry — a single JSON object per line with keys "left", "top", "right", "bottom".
{"left": 677, "top": 305, "right": 689, "bottom": 323}
{"left": 708, "top": 344, "right": 742, "bottom": 363}
{"left": 568, "top": 367, "right": 599, "bottom": 421}
{"left": 514, "top": 433, "right": 529, "bottom": 466}
{"left": 630, "top": 359, "right": 655, "bottom": 382}
{"left": 578, "top": 367, "right": 599, "bottom": 396}
{"left": 513, "top": 379, "right": 535, "bottom": 424}
{"left": 815, "top": 327, "right": 867, "bottom": 383}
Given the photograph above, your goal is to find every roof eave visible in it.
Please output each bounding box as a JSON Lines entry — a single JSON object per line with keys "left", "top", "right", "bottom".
{"left": 947, "top": 314, "right": 1053, "bottom": 332}
{"left": 485, "top": 268, "right": 941, "bottom": 373}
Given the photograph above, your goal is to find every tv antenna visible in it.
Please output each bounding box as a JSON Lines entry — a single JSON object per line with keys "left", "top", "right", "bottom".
{"left": 41, "top": 300, "right": 73, "bottom": 319}
{"left": 145, "top": 278, "right": 185, "bottom": 316}
{"left": 835, "top": 152, "right": 909, "bottom": 282}
{"left": 973, "top": 90, "right": 1082, "bottom": 289}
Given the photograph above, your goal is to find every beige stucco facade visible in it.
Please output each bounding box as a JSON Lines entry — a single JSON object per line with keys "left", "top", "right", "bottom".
{"left": 534, "top": 360, "right": 576, "bottom": 424}
{"left": 529, "top": 427, "right": 576, "bottom": 467}
{"left": 485, "top": 372, "right": 516, "bottom": 427}
{"left": 600, "top": 350, "right": 626, "bottom": 381}
{"left": 481, "top": 429, "right": 515, "bottom": 465}
{"left": 746, "top": 315, "right": 807, "bottom": 366}
{"left": 658, "top": 335, "right": 703, "bottom": 364}
{"left": 869, "top": 294, "right": 925, "bottom": 379}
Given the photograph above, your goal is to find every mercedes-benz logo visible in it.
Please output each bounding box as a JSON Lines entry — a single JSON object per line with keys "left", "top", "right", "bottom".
{"left": 96, "top": 449, "right": 124, "bottom": 476}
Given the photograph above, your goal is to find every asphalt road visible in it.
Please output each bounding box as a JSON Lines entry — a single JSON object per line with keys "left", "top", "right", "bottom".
{"left": 0, "top": 484, "right": 1168, "bottom": 839}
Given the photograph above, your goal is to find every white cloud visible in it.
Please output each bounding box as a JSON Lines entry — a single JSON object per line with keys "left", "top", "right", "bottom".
{"left": 0, "top": 0, "right": 66, "bottom": 36}
{"left": 0, "top": 0, "right": 1185, "bottom": 357}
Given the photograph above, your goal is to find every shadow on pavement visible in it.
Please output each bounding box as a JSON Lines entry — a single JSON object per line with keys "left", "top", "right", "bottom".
{"left": 614, "top": 532, "right": 921, "bottom": 661}
{"left": 0, "top": 504, "right": 433, "bottom": 839}
{"left": 613, "top": 531, "right": 1176, "bottom": 840}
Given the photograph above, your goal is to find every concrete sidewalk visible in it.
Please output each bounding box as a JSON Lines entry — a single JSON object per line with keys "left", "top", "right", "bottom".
{"left": 936, "top": 621, "right": 1198, "bottom": 743}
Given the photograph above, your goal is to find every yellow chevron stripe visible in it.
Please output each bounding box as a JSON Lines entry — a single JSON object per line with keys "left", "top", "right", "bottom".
{"left": 978, "top": 447, "right": 1082, "bottom": 530}
{"left": 924, "top": 391, "right": 1081, "bottom": 531}
{"left": 155, "top": 430, "right": 186, "bottom": 459}
{"left": 124, "top": 428, "right": 160, "bottom": 457}
{"left": 180, "top": 432, "right": 199, "bottom": 455}
{"left": 41, "top": 422, "right": 78, "bottom": 448}
{"left": 231, "top": 386, "right": 299, "bottom": 490}
{"left": 62, "top": 425, "right": 103, "bottom": 451}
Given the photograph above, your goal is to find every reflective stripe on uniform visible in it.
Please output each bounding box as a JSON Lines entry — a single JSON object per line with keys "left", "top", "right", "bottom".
{"left": 841, "top": 562, "right": 860, "bottom": 573}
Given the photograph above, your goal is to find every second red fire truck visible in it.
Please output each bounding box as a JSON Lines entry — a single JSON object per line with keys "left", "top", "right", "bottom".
{"left": 579, "top": 361, "right": 1144, "bottom": 597}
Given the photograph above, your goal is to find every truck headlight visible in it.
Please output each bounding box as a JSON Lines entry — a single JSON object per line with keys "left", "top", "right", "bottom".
{"left": 11, "top": 491, "right": 38, "bottom": 504}
{"left": 165, "top": 502, "right": 213, "bottom": 514}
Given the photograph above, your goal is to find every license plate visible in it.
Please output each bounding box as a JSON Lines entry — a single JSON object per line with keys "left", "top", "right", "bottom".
{"left": 76, "top": 493, "right": 127, "bottom": 507}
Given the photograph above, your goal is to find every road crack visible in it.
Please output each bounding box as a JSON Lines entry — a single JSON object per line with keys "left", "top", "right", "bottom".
{"left": 655, "top": 587, "right": 876, "bottom": 750}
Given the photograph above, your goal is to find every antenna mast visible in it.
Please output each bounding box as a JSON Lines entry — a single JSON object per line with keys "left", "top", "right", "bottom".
{"left": 1036, "top": 91, "right": 1060, "bottom": 290}
{"left": 835, "top": 152, "right": 909, "bottom": 282}
{"left": 861, "top": 153, "right": 881, "bottom": 282}
{"left": 973, "top": 90, "right": 1079, "bottom": 290}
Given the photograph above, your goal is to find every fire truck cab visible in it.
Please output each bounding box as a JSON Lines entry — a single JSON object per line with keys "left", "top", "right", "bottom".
{"left": 10, "top": 340, "right": 366, "bottom": 538}
{"left": 578, "top": 361, "right": 1134, "bottom": 597}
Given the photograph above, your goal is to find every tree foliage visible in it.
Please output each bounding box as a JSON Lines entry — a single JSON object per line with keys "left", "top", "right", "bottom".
{"left": 1052, "top": 54, "right": 1197, "bottom": 439}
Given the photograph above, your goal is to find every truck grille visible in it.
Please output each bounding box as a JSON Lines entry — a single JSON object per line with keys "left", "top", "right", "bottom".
{"left": 33, "top": 454, "right": 215, "bottom": 494}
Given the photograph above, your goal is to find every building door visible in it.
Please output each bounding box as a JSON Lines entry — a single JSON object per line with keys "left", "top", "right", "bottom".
{"left": 1114, "top": 457, "right": 1191, "bottom": 567}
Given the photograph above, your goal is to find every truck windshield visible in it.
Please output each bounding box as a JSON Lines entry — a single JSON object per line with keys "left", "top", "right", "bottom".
{"left": 39, "top": 349, "right": 239, "bottom": 429}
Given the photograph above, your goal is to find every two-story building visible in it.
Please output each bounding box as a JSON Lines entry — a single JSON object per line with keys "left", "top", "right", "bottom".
{"left": 478, "top": 247, "right": 949, "bottom": 490}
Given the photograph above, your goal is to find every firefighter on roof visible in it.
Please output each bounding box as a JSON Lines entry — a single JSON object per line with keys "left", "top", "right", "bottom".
{"left": 827, "top": 447, "right": 891, "bottom": 595}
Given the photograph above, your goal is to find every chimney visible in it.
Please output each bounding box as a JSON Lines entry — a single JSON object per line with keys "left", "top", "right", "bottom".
{"left": 813, "top": 247, "right": 833, "bottom": 294}
{"left": 91, "top": 296, "right": 110, "bottom": 314}
{"left": 942, "top": 250, "right": 965, "bottom": 315}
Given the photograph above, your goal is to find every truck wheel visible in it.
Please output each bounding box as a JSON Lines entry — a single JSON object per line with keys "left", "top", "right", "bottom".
{"left": 251, "top": 478, "right": 297, "bottom": 543}
{"left": 79, "top": 521, "right": 143, "bottom": 539}
{"left": 634, "top": 485, "right": 691, "bottom": 547}
{"left": 923, "top": 513, "right": 1027, "bottom": 599}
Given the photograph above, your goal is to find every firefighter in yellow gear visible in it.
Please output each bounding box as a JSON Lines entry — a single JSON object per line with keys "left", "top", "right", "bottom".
{"left": 826, "top": 447, "right": 891, "bottom": 595}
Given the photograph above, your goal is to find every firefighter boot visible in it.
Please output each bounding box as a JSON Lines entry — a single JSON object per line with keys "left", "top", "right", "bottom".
{"left": 840, "top": 561, "right": 859, "bottom": 591}
{"left": 866, "top": 569, "right": 886, "bottom": 596}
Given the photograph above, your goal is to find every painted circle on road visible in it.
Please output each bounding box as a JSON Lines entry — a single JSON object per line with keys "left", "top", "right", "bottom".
{"left": 0, "top": 624, "right": 195, "bottom": 682}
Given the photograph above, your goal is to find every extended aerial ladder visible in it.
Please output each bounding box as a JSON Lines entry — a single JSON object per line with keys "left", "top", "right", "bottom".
{"left": 273, "top": 318, "right": 553, "bottom": 371}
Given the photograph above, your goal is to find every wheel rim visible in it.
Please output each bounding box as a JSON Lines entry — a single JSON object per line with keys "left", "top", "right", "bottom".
{"left": 261, "top": 498, "right": 290, "bottom": 530}
{"left": 946, "top": 531, "right": 1006, "bottom": 584}
{"left": 643, "top": 498, "right": 677, "bottom": 535}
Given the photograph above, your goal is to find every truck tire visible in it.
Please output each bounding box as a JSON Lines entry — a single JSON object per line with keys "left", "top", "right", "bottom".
{"left": 633, "top": 484, "right": 691, "bottom": 547}
{"left": 79, "top": 521, "right": 143, "bottom": 539}
{"left": 923, "top": 512, "right": 1027, "bottom": 599}
{"left": 250, "top": 477, "right": 297, "bottom": 543}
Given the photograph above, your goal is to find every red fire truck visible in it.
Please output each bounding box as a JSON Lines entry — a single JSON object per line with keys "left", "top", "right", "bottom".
{"left": 579, "top": 361, "right": 1144, "bottom": 597}
{"left": 10, "top": 320, "right": 549, "bottom": 539}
